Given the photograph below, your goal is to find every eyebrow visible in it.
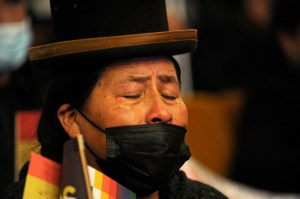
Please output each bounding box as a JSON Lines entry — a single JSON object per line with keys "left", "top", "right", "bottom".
{"left": 124, "top": 74, "right": 178, "bottom": 85}
{"left": 114, "top": 73, "right": 179, "bottom": 89}
{"left": 127, "top": 75, "right": 151, "bottom": 83}
{"left": 158, "top": 74, "right": 179, "bottom": 85}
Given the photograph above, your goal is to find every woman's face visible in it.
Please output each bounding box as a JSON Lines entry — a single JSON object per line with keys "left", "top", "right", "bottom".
{"left": 76, "top": 57, "right": 188, "bottom": 160}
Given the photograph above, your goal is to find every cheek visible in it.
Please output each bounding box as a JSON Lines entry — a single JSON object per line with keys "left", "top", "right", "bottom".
{"left": 99, "top": 100, "right": 144, "bottom": 127}
{"left": 172, "top": 102, "right": 188, "bottom": 127}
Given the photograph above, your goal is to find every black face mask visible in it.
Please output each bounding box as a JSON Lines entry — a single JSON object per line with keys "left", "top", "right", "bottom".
{"left": 78, "top": 111, "right": 191, "bottom": 197}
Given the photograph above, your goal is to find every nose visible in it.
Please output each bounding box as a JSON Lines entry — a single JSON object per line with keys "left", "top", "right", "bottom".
{"left": 145, "top": 94, "right": 173, "bottom": 124}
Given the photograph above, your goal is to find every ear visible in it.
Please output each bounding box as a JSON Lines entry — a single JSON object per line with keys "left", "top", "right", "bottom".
{"left": 57, "top": 104, "right": 80, "bottom": 138}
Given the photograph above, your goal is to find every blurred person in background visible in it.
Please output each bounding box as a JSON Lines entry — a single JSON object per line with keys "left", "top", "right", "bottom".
{"left": 189, "top": 0, "right": 272, "bottom": 92}
{"left": 230, "top": 0, "right": 300, "bottom": 193}
{"left": 0, "top": 0, "right": 33, "bottom": 194}
{"left": 180, "top": 0, "right": 300, "bottom": 197}
{"left": 0, "top": 0, "right": 51, "bottom": 195}
{"left": 0, "top": 0, "right": 31, "bottom": 76}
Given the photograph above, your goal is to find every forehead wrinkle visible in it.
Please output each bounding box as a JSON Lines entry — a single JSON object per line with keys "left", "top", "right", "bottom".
{"left": 109, "top": 75, "right": 150, "bottom": 94}
{"left": 127, "top": 75, "right": 151, "bottom": 83}
{"left": 104, "top": 57, "right": 178, "bottom": 88}
{"left": 114, "top": 74, "right": 151, "bottom": 87}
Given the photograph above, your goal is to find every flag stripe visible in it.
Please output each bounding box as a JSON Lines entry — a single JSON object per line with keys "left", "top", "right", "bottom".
{"left": 87, "top": 166, "right": 136, "bottom": 198}
{"left": 23, "top": 175, "right": 59, "bottom": 199}
{"left": 27, "top": 153, "right": 61, "bottom": 186}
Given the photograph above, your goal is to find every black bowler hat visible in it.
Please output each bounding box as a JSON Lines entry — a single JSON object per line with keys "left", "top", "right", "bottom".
{"left": 29, "top": 0, "right": 198, "bottom": 69}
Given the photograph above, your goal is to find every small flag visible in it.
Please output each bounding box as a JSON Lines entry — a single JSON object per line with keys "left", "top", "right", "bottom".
{"left": 22, "top": 135, "right": 136, "bottom": 199}
{"left": 61, "top": 135, "right": 136, "bottom": 199}
{"left": 14, "top": 110, "right": 41, "bottom": 179}
{"left": 23, "top": 152, "right": 61, "bottom": 199}
{"left": 87, "top": 166, "right": 136, "bottom": 199}
{"left": 60, "top": 134, "right": 92, "bottom": 199}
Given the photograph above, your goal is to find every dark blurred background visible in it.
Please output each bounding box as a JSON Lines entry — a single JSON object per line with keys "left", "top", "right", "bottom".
{"left": 0, "top": 0, "right": 53, "bottom": 194}
{"left": 186, "top": 0, "right": 300, "bottom": 194}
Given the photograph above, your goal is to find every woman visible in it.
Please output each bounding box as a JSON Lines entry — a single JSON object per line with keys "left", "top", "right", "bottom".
{"left": 4, "top": 0, "right": 227, "bottom": 198}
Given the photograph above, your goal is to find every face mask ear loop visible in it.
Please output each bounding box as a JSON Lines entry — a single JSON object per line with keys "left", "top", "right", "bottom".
{"left": 75, "top": 108, "right": 107, "bottom": 133}
{"left": 84, "top": 141, "right": 101, "bottom": 160}
{"left": 74, "top": 108, "right": 107, "bottom": 159}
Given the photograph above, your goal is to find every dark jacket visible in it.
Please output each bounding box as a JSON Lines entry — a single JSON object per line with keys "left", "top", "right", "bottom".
{"left": 3, "top": 162, "right": 227, "bottom": 199}
{"left": 230, "top": 43, "right": 300, "bottom": 193}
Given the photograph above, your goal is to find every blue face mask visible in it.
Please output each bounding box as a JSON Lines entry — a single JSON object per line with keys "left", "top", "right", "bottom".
{"left": 0, "top": 19, "right": 33, "bottom": 73}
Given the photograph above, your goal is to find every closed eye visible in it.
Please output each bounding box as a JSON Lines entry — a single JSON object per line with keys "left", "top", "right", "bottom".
{"left": 124, "top": 95, "right": 140, "bottom": 99}
{"left": 162, "top": 95, "right": 177, "bottom": 100}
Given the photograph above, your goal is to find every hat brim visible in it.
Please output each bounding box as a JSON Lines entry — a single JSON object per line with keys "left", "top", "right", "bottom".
{"left": 29, "top": 29, "right": 197, "bottom": 69}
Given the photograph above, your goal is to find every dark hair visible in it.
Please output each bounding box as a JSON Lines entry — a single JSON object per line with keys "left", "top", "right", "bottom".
{"left": 37, "top": 66, "right": 102, "bottom": 162}
{"left": 37, "top": 56, "right": 181, "bottom": 162}
{"left": 170, "top": 56, "right": 181, "bottom": 86}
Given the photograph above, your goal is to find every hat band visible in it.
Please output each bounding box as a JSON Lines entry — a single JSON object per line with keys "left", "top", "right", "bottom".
{"left": 29, "top": 29, "right": 197, "bottom": 61}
